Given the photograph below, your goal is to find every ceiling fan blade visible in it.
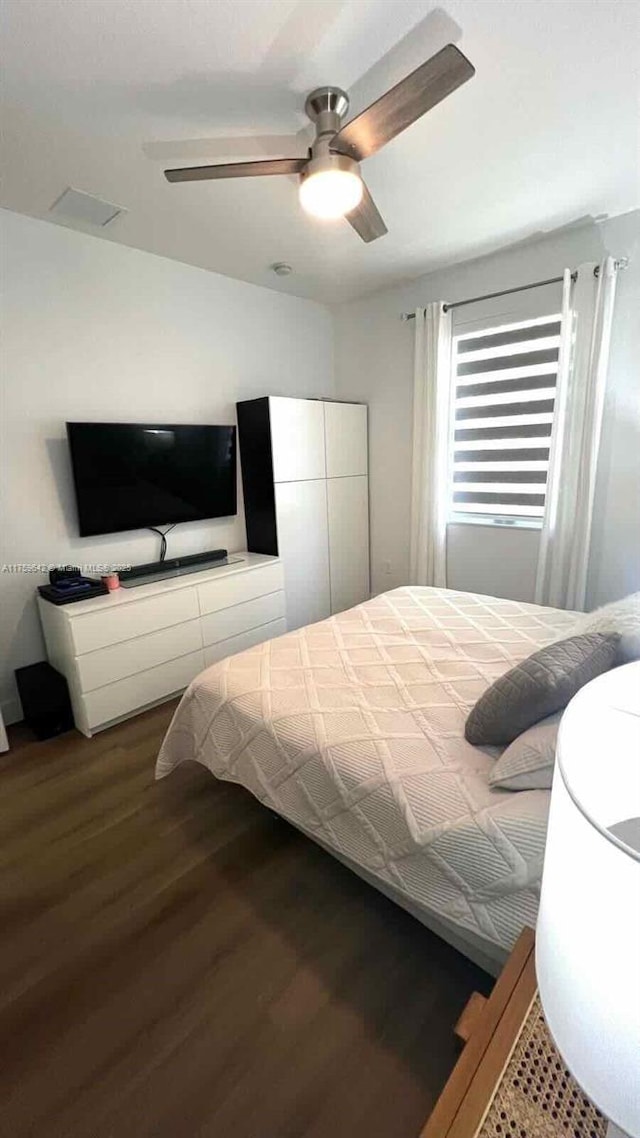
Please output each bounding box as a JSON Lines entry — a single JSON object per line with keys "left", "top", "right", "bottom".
{"left": 165, "top": 157, "right": 307, "bottom": 183}
{"left": 147, "top": 134, "right": 306, "bottom": 163}
{"left": 331, "top": 43, "right": 474, "bottom": 162}
{"left": 342, "top": 8, "right": 460, "bottom": 120}
{"left": 345, "top": 183, "right": 388, "bottom": 243}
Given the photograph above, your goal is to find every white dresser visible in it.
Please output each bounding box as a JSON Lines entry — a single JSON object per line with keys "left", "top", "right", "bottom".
{"left": 38, "top": 553, "right": 285, "bottom": 737}
{"left": 237, "top": 397, "right": 370, "bottom": 631}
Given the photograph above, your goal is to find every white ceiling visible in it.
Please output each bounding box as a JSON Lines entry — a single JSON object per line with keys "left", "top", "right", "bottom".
{"left": 1, "top": 0, "right": 639, "bottom": 303}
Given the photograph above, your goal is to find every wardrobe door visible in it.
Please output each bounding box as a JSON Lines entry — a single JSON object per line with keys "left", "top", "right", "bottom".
{"left": 274, "top": 479, "right": 330, "bottom": 630}
{"left": 324, "top": 402, "right": 368, "bottom": 478}
{"left": 327, "top": 475, "right": 370, "bottom": 614}
{"left": 269, "top": 397, "right": 326, "bottom": 483}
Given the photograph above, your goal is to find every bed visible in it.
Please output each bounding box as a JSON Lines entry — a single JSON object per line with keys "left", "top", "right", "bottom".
{"left": 156, "top": 587, "right": 576, "bottom": 975}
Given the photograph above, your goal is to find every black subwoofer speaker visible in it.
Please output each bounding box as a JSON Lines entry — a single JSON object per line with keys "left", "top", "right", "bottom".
{"left": 15, "top": 662, "right": 74, "bottom": 740}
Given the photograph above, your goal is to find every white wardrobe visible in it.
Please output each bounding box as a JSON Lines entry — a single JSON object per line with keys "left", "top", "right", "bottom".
{"left": 236, "top": 396, "right": 370, "bottom": 631}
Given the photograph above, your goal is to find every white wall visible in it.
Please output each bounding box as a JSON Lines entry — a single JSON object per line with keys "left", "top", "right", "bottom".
{"left": 0, "top": 209, "right": 334, "bottom": 723}
{"left": 333, "top": 211, "right": 640, "bottom": 606}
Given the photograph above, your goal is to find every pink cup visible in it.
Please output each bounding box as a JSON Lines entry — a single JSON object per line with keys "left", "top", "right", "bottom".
{"left": 102, "top": 573, "right": 120, "bottom": 592}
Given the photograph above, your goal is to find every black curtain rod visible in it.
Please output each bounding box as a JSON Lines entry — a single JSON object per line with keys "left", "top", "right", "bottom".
{"left": 400, "top": 258, "right": 628, "bottom": 321}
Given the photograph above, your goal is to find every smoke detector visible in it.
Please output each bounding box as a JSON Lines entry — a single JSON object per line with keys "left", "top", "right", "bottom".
{"left": 271, "top": 262, "right": 293, "bottom": 277}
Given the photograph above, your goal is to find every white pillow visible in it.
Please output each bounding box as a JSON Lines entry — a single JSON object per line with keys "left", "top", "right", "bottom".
{"left": 570, "top": 592, "right": 640, "bottom": 663}
{"left": 488, "top": 713, "right": 561, "bottom": 791}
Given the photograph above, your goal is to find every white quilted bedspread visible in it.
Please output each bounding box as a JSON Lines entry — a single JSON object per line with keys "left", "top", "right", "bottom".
{"left": 157, "top": 587, "right": 576, "bottom": 954}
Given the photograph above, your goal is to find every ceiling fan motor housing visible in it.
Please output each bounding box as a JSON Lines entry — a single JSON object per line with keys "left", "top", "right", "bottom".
{"left": 299, "top": 151, "right": 360, "bottom": 187}
{"left": 305, "top": 86, "right": 349, "bottom": 142}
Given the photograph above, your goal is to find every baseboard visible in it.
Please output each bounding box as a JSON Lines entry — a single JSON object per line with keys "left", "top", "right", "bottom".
{"left": 1, "top": 695, "right": 23, "bottom": 726}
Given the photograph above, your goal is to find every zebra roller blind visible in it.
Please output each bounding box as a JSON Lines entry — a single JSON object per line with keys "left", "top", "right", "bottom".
{"left": 451, "top": 314, "right": 562, "bottom": 521}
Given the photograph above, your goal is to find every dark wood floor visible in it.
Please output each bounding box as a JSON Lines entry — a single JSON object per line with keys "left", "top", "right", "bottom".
{"left": 0, "top": 703, "right": 491, "bottom": 1138}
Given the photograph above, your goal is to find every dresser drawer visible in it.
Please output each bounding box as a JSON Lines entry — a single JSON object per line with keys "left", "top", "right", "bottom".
{"left": 76, "top": 619, "right": 203, "bottom": 693}
{"left": 71, "top": 587, "right": 199, "bottom": 655}
{"left": 197, "top": 563, "right": 284, "bottom": 616}
{"left": 84, "top": 650, "right": 204, "bottom": 729}
{"left": 203, "top": 618, "right": 287, "bottom": 668}
{"left": 201, "top": 592, "right": 285, "bottom": 648}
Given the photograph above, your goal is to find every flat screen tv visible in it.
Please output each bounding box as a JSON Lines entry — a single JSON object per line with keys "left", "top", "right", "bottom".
{"left": 66, "top": 422, "right": 237, "bottom": 537}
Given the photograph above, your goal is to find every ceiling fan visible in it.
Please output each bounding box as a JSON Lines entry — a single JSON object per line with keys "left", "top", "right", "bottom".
{"left": 164, "top": 43, "right": 475, "bottom": 243}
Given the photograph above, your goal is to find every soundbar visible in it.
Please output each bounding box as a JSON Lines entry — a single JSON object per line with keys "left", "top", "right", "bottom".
{"left": 119, "top": 548, "right": 230, "bottom": 585}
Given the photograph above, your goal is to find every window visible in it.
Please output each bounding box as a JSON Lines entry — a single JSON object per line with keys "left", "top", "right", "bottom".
{"left": 449, "top": 314, "right": 562, "bottom": 527}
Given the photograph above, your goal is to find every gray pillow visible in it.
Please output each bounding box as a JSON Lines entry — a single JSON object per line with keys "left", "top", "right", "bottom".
{"left": 489, "top": 713, "right": 561, "bottom": 791}
{"left": 568, "top": 592, "right": 640, "bottom": 663}
{"left": 465, "top": 633, "right": 619, "bottom": 747}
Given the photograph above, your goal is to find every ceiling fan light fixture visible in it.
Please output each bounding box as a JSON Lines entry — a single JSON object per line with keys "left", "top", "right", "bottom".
{"left": 299, "top": 154, "right": 363, "bottom": 220}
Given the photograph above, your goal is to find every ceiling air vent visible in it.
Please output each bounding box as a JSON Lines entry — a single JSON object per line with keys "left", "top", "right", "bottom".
{"left": 49, "top": 187, "right": 126, "bottom": 228}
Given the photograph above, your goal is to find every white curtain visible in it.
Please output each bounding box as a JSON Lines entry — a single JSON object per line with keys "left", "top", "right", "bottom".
{"left": 410, "top": 303, "right": 453, "bottom": 586}
{"left": 535, "top": 257, "right": 619, "bottom": 610}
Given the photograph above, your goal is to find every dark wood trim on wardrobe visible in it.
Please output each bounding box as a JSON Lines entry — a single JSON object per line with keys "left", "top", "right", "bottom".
{"left": 236, "top": 397, "right": 278, "bottom": 556}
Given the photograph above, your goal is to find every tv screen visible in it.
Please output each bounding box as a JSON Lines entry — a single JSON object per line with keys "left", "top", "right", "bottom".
{"left": 66, "top": 422, "right": 237, "bottom": 537}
